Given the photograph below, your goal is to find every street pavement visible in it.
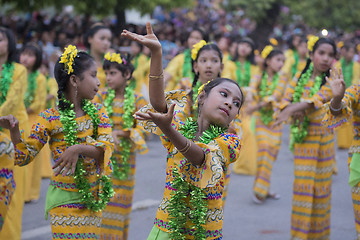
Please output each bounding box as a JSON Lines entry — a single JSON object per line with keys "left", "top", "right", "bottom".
{"left": 22, "top": 125, "right": 357, "bottom": 239}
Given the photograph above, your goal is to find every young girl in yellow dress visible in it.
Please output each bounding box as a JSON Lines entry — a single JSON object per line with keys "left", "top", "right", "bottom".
{"left": 282, "top": 36, "right": 308, "bottom": 80}
{"left": 122, "top": 23, "right": 243, "bottom": 240}
{"left": 333, "top": 43, "right": 360, "bottom": 149}
{"left": 275, "top": 37, "right": 336, "bottom": 240}
{"left": 0, "top": 27, "right": 29, "bottom": 240}
{"left": 0, "top": 45, "right": 114, "bottom": 239}
{"left": 247, "top": 45, "right": 287, "bottom": 203}
{"left": 322, "top": 68, "right": 360, "bottom": 240}
{"left": 84, "top": 23, "right": 112, "bottom": 89}
{"left": 19, "top": 43, "right": 47, "bottom": 202}
{"left": 93, "top": 52, "right": 148, "bottom": 239}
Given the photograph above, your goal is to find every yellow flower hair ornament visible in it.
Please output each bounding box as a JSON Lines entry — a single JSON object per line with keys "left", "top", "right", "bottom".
{"left": 337, "top": 41, "right": 344, "bottom": 49}
{"left": 307, "top": 35, "right": 319, "bottom": 52}
{"left": 59, "top": 45, "right": 78, "bottom": 74}
{"left": 269, "top": 38, "right": 278, "bottom": 46}
{"left": 191, "top": 40, "right": 207, "bottom": 60}
{"left": 194, "top": 80, "right": 211, "bottom": 106}
{"left": 104, "top": 52, "right": 123, "bottom": 65}
{"left": 261, "top": 45, "right": 274, "bottom": 59}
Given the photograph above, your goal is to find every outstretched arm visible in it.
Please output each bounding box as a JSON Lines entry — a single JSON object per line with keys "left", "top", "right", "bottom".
{"left": 121, "top": 23, "right": 167, "bottom": 113}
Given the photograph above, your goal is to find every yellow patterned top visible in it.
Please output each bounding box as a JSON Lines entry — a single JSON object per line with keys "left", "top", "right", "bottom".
{"left": 93, "top": 89, "right": 148, "bottom": 154}
{"left": 14, "top": 103, "right": 114, "bottom": 195}
{"left": 137, "top": 91, "right": 241, "bottom": 239}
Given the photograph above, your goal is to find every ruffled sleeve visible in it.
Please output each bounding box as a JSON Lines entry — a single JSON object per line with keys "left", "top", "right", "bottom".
{"left": 14, "top": 111, "right": 51, "bottom": 166}
{"left": 301, "top": 78, "right": 333, "bottom": 110}
{"left": 174, "top": 133, "right": 241, "bottom": 189}
{"left": 322, "top": 84, "right": 360, "bottom": 129}
{"left": 85, "top": 104, "right": 114, "bottom": 175}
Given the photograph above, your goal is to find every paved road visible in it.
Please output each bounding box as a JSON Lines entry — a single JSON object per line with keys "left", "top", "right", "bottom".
{"left": 22, "top": 125, "right": 357, "bottom": 239}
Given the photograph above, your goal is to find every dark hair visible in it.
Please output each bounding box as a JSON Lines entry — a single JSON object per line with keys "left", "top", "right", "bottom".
{"left": 191, "top": 43, "right": 223, "bottom": 88}
{"left": 263, "top": 48, "right": 283, "bottom": 69}
{"left": 103, "top": 54, "right": 134, "bottom": 80}
{"left": 83, "top": 24, "right": 110, "bottom": 49}
{"left": 297, "top": 37, "right": 336, "bottom": 87}
{"left": 187, "top": 27, "right": 209, "bottom": 42}
{"left": 20, "top": 43, "right": 43, "bottom": 71}
{"left": 0, "top": 27, "right": 17, "bottom": 63}
{"left": 342, "top": 42, "right": 356, "bottom": 51}
{"left": 233, "top": 37, "right": 256, "bottom": 64}
{"left": 54, "top": 51, "right": 95, "bottom": 110}
{"left": 202, "top": 78, "right": 244, "bottom": 111}
{"left": 287, "top": 34, "right": 302, "bottom": 50}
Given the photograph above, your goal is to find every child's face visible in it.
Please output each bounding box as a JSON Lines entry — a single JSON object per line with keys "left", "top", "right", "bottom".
{"left": 105, "top": 66, "right": 128, "bottom": 91}
{"left": 267, "top": 53, "right": 285, "bottom": 73}
{"left": 187, "top": 30, "right": 203, "bottom": 49}
{"left": 200, "top": 81, "right": 242, "bottom": 127}
{"left": 311, "top": 43, "right": 335, "bottom": 73}
{"left": 344, "top": 48, "right": 355, "bottom": 62}
{"left": 0, "top": 32, "right": 8, "bottom": 57}
{"left": 194, "top": 50, "right": 223, "bottom": 84}
{"left": 237, "top": 42, "right": 252, "bottom": 58}
{"left": 20, "top": 51, "right": 36, "bottom": 71}
{"left": 296, "top": 41, "right": 308, "bottom": 58}
{"left": 89, "top": 29, "right": 112, "bottom": 55}
{"left": 77, "top": 61, "right": 100, "bottom": 100}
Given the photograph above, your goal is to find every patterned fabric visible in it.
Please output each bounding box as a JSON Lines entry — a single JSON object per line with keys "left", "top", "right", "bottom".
{"left": 138, "top": 92, "right": 241, "bottom": 239}
{"left": 94, "top": 89, "right": 148, "bottom": 239}
{"left": 98, "top": 67, "right": 107, "bottom": 89}
{"left": 281, "top": 72, "right": 334, "bottom": 240}
{"left": 14, "top": 103, "right": 114, "bottom": 203}
{"left": 49, "top": 203, "right": 102, "bottom": 239}
{"left": 0, "top": 133, "right": 15, "bottom": 231}
{"left": 251, "top": 73, "right": 287, "bottom": 198}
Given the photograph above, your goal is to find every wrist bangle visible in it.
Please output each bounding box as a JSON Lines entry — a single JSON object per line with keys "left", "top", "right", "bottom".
{"left": 329, "top": 99, "right": 343, "bottom": 112}
{"left": 178, "top": 139, "right": 191, "bottom": 155}
{"left": 149, "top": 72, "right": 164, "bottom": 80}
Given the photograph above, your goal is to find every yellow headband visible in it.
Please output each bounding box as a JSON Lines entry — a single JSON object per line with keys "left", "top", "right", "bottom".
{"left": 261, "top": 45, "right": 274, "bottom": 59}
{"left": 307, "top": 35, "right": 319, "bottom": 52}
{"left": 59, "top": 45, "right": 78, "bottom": 74}
{"left": 104, "top": 52, "right": 123, "bottom": 64}
{"left": 191, "top": 40, "right": 207, "bottom": 60}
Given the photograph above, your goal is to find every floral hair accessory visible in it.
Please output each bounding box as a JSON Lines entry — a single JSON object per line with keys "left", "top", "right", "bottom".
{"left": 357, "top": 44, "right": 360, "bottom": 52}
{"left": 254, "top": 49, "right": 260, "bottom": 55}
{"left": 197, "top": 80, "right": 211, "bottom": 96}
{"left": 307, "top": 35, "right": 319, "bottom": 52}
{"left": 337, "top": 41, "right": 344, "bottom": 49}
{"left": 104, "top": 52, "right": 123, "bottom": 64}
{"left": 270, "top": 38, "right": 278, "bottom": 46}
{"left": 191, "top": 40, "right": 207, "bottom": 60}
{"left": 261, "top": 45, "right": 274, "bottom": 59}
{"left": 59, "top": 45, "right": 78, "bottom": 74}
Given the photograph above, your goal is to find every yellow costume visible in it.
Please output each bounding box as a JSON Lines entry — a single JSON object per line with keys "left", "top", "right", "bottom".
{"left": 94, "top": 89, "right": 148, "bottom": 239}
{"left": 132, "top": 53, "right": 150, "bottom": 96}
{"left": 251, "top": 73, "right": 288, "bottom": 198}
{"left": 282, "top": 53, "right": 307, "bottom": 80}
{"left": 138, "top": 91, "right": 241, "bottom": 239}
{"left": 0, "top": 63, "right": 29, "bottom": 240}
{"left": 322, "top": 84, "right": 360, "bottom": 239}
{"left": 280, "top": 73, "right": 334, "bottom": 240}
{"left": 333, "top": 60, "right": 360, "bottom": 149}
{"left": 25, "top": 72, "right": 47, "bottom": 202}
{"left": 14, "top": 104, "right": 114, "bottom": 240}
{"left": 164, "top": 50, "right": 192, "bottom": 91}
{"left": 98, "top": 67, "right": 107, "bottom": 89}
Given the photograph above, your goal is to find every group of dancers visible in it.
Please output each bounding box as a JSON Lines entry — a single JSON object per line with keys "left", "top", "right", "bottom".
{"left": 0, "top": 20, "right": 360, "bottom": 240}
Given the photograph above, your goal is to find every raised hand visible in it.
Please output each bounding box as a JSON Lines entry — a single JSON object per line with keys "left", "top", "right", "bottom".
{"left": 327, "top": 67, "right": 345, "bottom": 102}
{"left": 121, "top": 22, "right": 161, "bottom": 52}
{"left": 0, "top": 115, "right": 19, "bottom": 129}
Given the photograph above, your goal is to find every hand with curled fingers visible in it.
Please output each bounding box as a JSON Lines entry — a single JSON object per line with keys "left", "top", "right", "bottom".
{"left": 53, "top": 145, "right": 80, "bottom": 177}
{"left": 134, "top": 104, "right": 175, "bottom": 131}
{"left": 0, "top": 115, "right": 19, "bottom": 130}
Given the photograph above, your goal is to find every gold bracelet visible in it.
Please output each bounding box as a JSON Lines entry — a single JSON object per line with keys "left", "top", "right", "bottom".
{"left": 149, "top": 72, "right": 164, "bottom": 80}
{"left": 178, "top": 139, "right": 191, "bottom": 155}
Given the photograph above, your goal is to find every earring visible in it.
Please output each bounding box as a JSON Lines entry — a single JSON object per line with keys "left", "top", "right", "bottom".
{"left": 75, "top": 85, "right": 78, "bottom": 99}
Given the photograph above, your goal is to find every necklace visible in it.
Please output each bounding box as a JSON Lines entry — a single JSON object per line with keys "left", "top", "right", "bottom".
{"left": 259, "top": 72, "right": 279, "bottom": 125}
{"left": 58, "top": 97, "right": 113, "bottom": 211}
{"left": 340, "top": 58, "right": 353, "bottom": 87}
{"left": 168, "top": 118, "right": 226, "bottom": 240}
{"left": 235, "top": 60, "right": 251, "bottom": 87}
{"left": 24, "top": 70, "right": 39, "bottom": 108}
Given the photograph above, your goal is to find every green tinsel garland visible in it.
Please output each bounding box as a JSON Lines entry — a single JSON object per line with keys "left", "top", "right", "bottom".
{"left": 289, "top": 63, "right": 323, "bottom": 151}
{"left": 24, "top": 70, "right": 39, "bottom": 108}
{"left": 291, "top": 50, "right": 299, "bottom": 78}
{"left": 182, "top": 49, "right": 194, "bottom": 79}
{"left": 340, "top": 58, "right": 353, "bottom": 88}
{"left": 235, "top": 60, "right": 251, "bottom": 87}
{"left": 58, "top": 97, "right": 113, "bottom": 211}
{"left": 259, "top": 72, "right": 279, "bottom": 125}
{"left": 105, "top": 80, "right": 136, "bottom": 180}
{"left": 168, "top": 118, "right": 226, "bottom": 240}
{"left": 0, "top": 62, "right": 15, "bottom": 132}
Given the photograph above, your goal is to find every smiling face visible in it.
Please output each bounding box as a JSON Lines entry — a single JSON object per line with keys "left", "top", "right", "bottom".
{"left": 76, "top": 60, "right": 100, "bottom": 100}
{"left": 237, "top": 42, "right": 252, "bottom": 58}
{"left": 199, "top": 81, "right": 242, "bottom": 127}
{"left": 194, "top": 49, "right": 223, "bottom": 84}
{"left": 310, "top": 43, "right": 335, "bottom": 73}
